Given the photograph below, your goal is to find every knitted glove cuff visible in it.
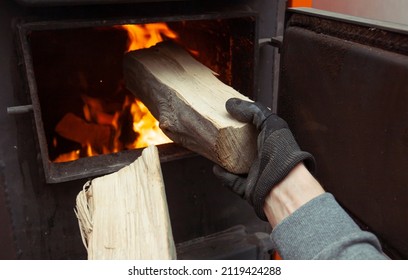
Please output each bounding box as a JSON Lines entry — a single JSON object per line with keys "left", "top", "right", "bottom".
{"left": 252, "top": 128, "right": 315, "bottom": 221}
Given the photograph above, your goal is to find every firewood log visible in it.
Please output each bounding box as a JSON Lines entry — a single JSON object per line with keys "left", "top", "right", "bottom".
{"left": 55, "top": 112, "right": 112, "bottom": 151}
{"left": 75, "top": 145, "right": 176, "bottom": 259}
{"left": 123, "top": 42, "right": 257, "bottom": 174}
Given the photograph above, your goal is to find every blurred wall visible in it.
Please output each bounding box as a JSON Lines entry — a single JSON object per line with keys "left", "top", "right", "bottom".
{"left": 313, "top": 0, "right": 408, "bottom": 25}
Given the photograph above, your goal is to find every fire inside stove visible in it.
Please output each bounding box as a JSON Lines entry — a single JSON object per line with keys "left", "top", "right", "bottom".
{"left": 27, "top": 17, "right": 255, "bottom": 167}
{"left": 31, "top": 23, "right": 178, "bottom": 163}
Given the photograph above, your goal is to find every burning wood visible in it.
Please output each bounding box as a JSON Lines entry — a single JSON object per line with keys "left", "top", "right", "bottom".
{"left": 55, "top": 112, "right": 113, "bottom": 154}
{"left": 52, "top": 23, "right": 178, "bottom": 163}
{"left": 53, "top": 93, "right": 171, "bottom": 162}
{"left": 123, "top": 42, "right": 257, "bottom": 174}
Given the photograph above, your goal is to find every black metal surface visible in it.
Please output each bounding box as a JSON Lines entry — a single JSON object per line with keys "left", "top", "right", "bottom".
{"left": 1, "top": 0, "right": 279, "bottom": 259}
{"left": 0, "top": 169, "right": 16, "bottom": 259}
{"left": 278, "top": 11, "right": 408, "bottom": 259}
{"left": 46, "top": 144, "right": 195, "bottom": 183}
{"left": 176, "top": 225, "right": 273, "bottom": 260}
{"left": 15, "top": 0, "right": 186, "bottom": 7}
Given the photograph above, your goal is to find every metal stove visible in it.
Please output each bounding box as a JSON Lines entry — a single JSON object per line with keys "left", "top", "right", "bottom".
{"left": 1, "top": 0, "right": 408, "bottom": 259}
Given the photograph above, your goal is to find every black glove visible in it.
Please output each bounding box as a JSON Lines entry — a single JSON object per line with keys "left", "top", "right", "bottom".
{"left": 213, "top": 98, "right": 315, "bottom": 221}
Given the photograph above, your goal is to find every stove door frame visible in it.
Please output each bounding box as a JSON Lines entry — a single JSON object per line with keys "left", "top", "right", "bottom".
{"left": 15, "top": 11, "right": 259, "bottom": 183}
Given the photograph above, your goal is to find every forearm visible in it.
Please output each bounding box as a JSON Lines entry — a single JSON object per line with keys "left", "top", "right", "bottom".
{"left": 264, "top": 163, "right": 386, "bottom": 260}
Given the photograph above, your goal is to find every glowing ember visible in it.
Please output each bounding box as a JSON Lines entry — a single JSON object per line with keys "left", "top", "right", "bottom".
{"left": 53, "top": 23, "right": 176, "bottom": 163}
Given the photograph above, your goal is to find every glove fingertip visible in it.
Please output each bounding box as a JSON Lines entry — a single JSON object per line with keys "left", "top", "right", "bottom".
{"left": 213, "top": 165, "right": 249, "bottom": 199}
{"left": 226, "top": 98, "right": 256, "bottom": 123}
{"left": 213, "top": 165, "right": 232, "bottom": 179}
{"left": 212, "top": 164, "right": 224, "bottom": 176}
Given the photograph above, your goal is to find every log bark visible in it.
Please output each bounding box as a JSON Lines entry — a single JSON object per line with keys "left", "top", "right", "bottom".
{"left": 123, "top": 42, "right": 257, "bottom": 174}
{"left": 75, "top": 145, "right": 176, "bottom": 260}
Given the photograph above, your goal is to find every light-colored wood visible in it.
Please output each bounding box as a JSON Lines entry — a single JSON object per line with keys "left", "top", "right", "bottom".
{"left": 75, "top": 145, "right": 176, "bottom": 260}
{"left": 123, "top": 42, "right": 257, "bottom": 174}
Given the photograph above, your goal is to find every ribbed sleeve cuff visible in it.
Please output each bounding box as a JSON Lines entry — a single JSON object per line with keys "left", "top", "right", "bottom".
{"left": 270, "top": 193, "right": 385, "bottom": 259}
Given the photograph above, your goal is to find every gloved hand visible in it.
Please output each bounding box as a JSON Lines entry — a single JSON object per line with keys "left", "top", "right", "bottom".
{"left": 213, "top": 98, "right": 315, "bottom": 221}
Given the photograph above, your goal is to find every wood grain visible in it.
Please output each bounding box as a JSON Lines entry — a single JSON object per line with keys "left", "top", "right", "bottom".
{"left": 75, "top": 145, "right": 176, "bottom": 259}
{"left": 123, "top": 42, "right": 257, "bottom": 174}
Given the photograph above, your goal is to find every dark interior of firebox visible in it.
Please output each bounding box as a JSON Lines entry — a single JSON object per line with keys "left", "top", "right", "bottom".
{"left": 28, "top": 17, "right": 255, "bottom": 163}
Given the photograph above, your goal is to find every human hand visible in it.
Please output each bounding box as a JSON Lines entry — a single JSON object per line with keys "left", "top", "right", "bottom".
{"left": 213, "top": 98, "right": 315, "bottom": 221}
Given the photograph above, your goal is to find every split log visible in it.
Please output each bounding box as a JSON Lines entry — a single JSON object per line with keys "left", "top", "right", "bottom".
{"left": 123, "top": 42, "right": 257, "bottom": 174}
{"left": 75, "top": 145, "right": 176, "bottom": 260}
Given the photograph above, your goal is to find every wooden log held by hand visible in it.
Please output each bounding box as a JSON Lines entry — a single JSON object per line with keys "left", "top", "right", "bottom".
{"left": 123, "top": 41, "right": 257, "bottom": 174}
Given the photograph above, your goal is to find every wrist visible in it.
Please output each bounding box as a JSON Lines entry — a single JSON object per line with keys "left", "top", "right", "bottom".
{"left": 263, "top": 163, "right": 325, "bottom": 227}
{"left": 251, "top": 129, "right": 315, "bottom": 221}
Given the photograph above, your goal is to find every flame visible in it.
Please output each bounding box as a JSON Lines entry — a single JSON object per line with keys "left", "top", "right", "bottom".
{"left": 54, "top": 150, "right": 80, "bottom": 163}
{"left": 53, "top": 23, "right": 176, "bottom": 163}
{"left": 130, "top": 99, "right": 170, "bottom": 148}
{"left": 120, "top": 23, "right": 179, "bottom": 52}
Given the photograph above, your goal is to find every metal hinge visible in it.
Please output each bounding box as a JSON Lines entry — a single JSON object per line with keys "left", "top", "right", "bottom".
{"left": 259, "top": 36, "right": 283, "bottom": 52}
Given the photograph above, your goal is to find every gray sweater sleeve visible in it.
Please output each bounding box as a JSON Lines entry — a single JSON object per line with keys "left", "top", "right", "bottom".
{"left": 270, "top": 193, "right": 388, "bottom": 259}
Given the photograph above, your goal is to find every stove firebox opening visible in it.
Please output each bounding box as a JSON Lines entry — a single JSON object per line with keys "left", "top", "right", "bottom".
{"left": 23, "top": 16, "right": 256, "bottom": 181}
{"left": 30, "top": 24, "right": 175, "bottom": 163}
